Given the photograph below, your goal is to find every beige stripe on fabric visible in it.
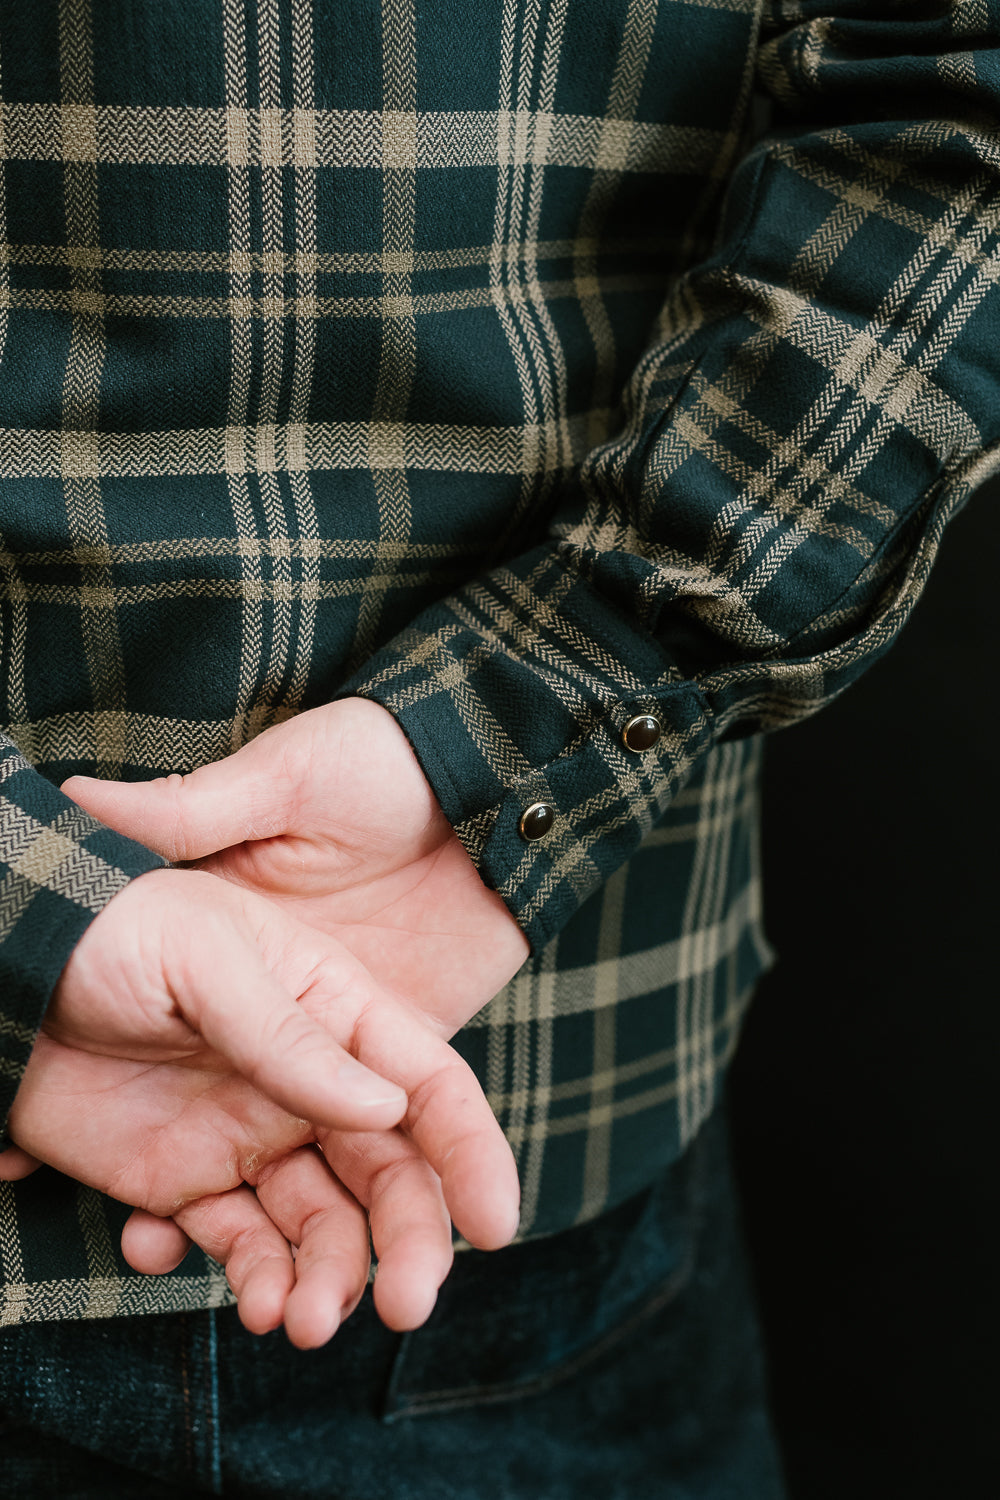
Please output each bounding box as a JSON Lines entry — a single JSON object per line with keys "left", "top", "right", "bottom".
{"left": 486, "top": 0, "right": 572, "bottom": 553}
{"left": 0, "top": 38, "right": 35, "bottom": 767}
{"left": 490, "top": 936, "right": 558, "bottom": 1238}
{"left": 486, "top": 982, "right": 758, "bottom": 1126}
{"left": 635, "top": 189, "right": 985, "bottom": 638}
{"left": 253, "top": 0, "right": 296, "bottom": 725}
{"left": 495, "top": 0, "right": 570, "bottom": 1198}
{"left": 950, "top": 0, "right": 991, "bottom": 35}
{"left": 0, "top": 740, "right": 28, "bottom": 788}
{"left": 499, "top": 1040, "right": 750, "bottom": 1146}
{"left": 485, "top": 970, "right": 527, "bottom": 1224}
{"left": 3, "top": 534, "right": 477, "bottom": 569}
{"left": 1, "top": 234, "right": 689, "bottom": 277}
{"left": 223, "top": 0, "right": 264, "bottom": 750}
{"left": 3, "top": 711, "right": 234, "bottom": 773}
{"left": 76, "top": 1185, "right": 124, "bottom": 1319}
{"left": 486, "top": 0, "right": 546, "bottom": 555}
{"left": 58, "top": 0, "right": 126, "bottom": 778}
{"left": 1, "top": 1268, "right": 233, "bottom": 1326}
{"left": 0, "top": 37, "right": 8, "bottom": 370}
{"left": 770, "top": 131, "right": 998, "bottom": 244}
{"left": 1, "top": 101, "right": 724, "bottom": 173}
{"left": 470, "top": 5, "right": 578, "bottom": 1176}
{"left": 461, "top": 562, "right": 653, "bottom": 696}
{"left": 698, "top": 742, "right": 743, "bottom": 1137}
{"left": 517, "top": 0, "right": 574, "bottom": 490}
{"left": 0, "top": 413, "right": 609, "bottom": 480}
{"left": 938, "top": 49, "right": 981, "bottom": 98}
{"left": 345, "top": 0, "right": 419, "bottom": 670}
{"left": 0, "top": 269, "right": 671, "bottom": 326}
{"left": 6, "top": 568, "right": 470, "bottom": 611}
{"left": 518, "top": 941, "right": 558, "bottom": 1237}
{"left": 284, "top": 0, "right": 321, "bottom": 716}
{"left": 0, "top": 1013, "right": 37, "bottom": 1049}
{"left": 576, "top": 861, "right": 627, "bottom": 1224}
{"left": 481, "top": 7, "right": 563, "bottom": 1225}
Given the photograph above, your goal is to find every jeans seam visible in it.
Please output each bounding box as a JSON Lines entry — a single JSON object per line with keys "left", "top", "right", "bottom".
{"left": 206, "top": 1307, "right": 222, "bottom": 1495}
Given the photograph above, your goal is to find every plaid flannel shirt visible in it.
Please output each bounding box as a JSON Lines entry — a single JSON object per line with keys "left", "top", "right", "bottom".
{"left": 1, "top": 0, "right": 998, "bottom": 1324}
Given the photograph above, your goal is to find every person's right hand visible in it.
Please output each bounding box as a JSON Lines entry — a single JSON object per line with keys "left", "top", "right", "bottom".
{"left": 0, "top": 865, "right": 520, "bottom": 1337}
{"left": 41, "top": 864, "right": 412, "bottom": 1131}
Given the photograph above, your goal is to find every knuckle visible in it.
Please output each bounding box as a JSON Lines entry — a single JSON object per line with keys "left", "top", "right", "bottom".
{"left": 155, "top": 772, "right": 194, "bottom": 861}
{"left": 259, "top": 1003, "right": 313, "bottom": 1062}
{"left": 402, "top": 1056, "right": 471, "bottom": 1135}
{"left": 367, "top": 1156, "right": 408, "bottom": 1209}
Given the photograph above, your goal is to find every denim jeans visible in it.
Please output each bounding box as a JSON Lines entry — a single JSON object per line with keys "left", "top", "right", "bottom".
{"left": 0, "top": 1106, "right": 785, "bottom": 1499}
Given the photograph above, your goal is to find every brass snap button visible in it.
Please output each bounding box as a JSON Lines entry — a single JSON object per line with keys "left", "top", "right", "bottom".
{"left": 622, "top": 714, "right": 662, "bottom": 753}
{"left": 519, "top": 802, "right": 555, "bottom": 841}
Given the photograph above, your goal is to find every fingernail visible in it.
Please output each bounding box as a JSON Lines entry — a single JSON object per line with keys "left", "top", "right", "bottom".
{"left": 335, "top": 1059, "right": 406, "bottom": 1108}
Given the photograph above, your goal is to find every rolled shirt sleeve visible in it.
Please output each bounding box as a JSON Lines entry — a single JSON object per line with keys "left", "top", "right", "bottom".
{"left": 338, "top": 0, "right": 1000, "bottom": 952}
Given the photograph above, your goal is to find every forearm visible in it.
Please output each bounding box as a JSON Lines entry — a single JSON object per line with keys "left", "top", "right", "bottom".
{"left": 337, "top": 1, "right": 1000, "bottom": 950}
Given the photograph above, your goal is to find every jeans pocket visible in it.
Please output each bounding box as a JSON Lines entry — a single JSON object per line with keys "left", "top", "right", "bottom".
{"left": 382, "top": 1127, "right": 708, "bottom": 1422}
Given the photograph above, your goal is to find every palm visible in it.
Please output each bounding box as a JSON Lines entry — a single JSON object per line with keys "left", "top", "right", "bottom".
{"left": 9, "top": 1034, "right": 313, "bottom": 1214}
{"left": 197, "top": 821, "right": 519, "bottom": 1032}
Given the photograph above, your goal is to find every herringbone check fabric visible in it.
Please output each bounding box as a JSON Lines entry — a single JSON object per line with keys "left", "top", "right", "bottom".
{"left": 1, "top": 0, "right": 998, "bottom": 1323}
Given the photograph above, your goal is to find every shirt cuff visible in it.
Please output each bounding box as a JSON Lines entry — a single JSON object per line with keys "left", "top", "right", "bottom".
{"left": 0, "top": 742, "right": 167, "bottom": 1143}
{"left": 334, "top": 544, "right": 716, "bottom": 952}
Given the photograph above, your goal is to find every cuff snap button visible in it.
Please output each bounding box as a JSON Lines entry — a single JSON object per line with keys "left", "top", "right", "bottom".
{"left": 519, "top": 802, "right": 555, "bottom": 841}
{"left": 622, "top": 714, "right": 662, "bottom": 753}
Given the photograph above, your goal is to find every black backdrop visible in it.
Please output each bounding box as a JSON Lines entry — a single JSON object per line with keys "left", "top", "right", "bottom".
{"left": 729, "top": 475, "right": 1000, "bottom": 1499}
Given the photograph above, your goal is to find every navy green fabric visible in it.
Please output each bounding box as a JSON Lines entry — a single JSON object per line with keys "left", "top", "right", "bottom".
{"left": 1, "top": 0, "right": 999, "bottom": 1321}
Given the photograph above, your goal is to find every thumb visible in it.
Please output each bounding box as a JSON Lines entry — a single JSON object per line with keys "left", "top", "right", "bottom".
{"left": 62, "top": 745, "right": 291, "bottom": 862}
{"left": 181, "top": 914, "right": 409, "bottom": 1133}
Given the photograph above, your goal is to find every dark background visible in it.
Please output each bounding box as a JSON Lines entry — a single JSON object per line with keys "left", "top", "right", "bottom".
{"left": 729, "top": 475, "right": 1000, "bottom": 1499}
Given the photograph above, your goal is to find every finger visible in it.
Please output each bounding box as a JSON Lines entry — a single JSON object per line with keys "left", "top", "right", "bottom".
{"left": 62, "top": 733, "right": 291, "bottom": 863}
{"left": 0, "top": 1145, "right": 42, "bottom": 1181}
{"left": 405, "top": 1058, "right": 520, "bottom": 1250}
{"left": 253, "top": 1148, "right": 371, "bottom": 1349}
{"left": 321, "top": 1128, "right": 453, "bottom": 1332}
{"left": 121, "top": 1209, "right": 192, "bottom": 1273}
{"left": 183, "top": 921, "right": 408, "bottom": 1134}
{"left": 173, "top": 1187, "right": 296, "bottom": 1336}
{"left": 347, "top": 1002, "right": 520, "bottom": 1250}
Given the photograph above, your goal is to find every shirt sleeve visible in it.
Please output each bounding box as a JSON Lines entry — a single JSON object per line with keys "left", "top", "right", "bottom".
{"left": 336, "top": 0, "right": 1000, "bottom": 953}
{"left": 0, "top": 736, "right": 166, "bottom": 1142}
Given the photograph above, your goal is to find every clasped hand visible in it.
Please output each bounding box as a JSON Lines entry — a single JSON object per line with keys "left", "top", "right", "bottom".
{"left": 0, "top": 699, "right": 529, "bottom": 1346}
